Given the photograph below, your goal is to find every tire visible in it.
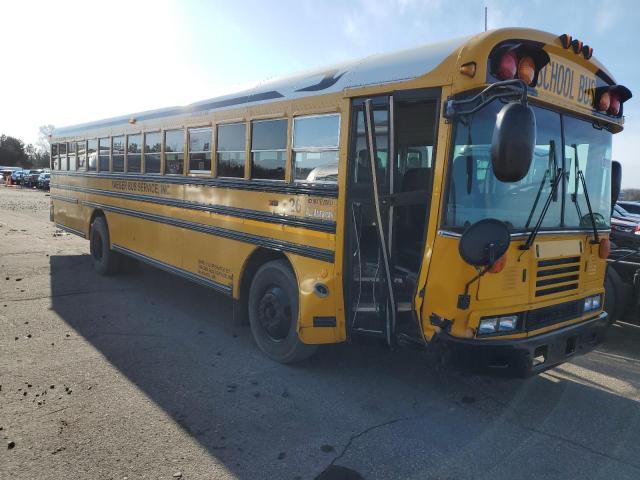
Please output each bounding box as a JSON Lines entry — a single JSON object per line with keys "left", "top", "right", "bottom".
{"left": 89, "top": 216, "right": 122, "bottom": 275}
{"left": 248, "top": 260, "right": 317, "bottom": 363}
{"left": 604, "top": 266, "right": 624, "bottom": 325}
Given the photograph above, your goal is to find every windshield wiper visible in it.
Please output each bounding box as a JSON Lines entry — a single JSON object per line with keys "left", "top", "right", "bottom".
{"left": 520, "top": 166, "right": 565, "bottom": 251}
{"left": 571, "top": 143, "right": 600, "bottom": 245}
{"left": 525, "top": 140, "right": 557, "bottom": 230}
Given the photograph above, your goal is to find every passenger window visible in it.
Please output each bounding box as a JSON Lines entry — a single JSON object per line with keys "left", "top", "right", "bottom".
{"left": 144, "top": 132, "right": 161, "bottom": 174}
{"left": 112, "top": 136, "right": 125, "bottom": 172}
{"left": 52, "top": 144, "right": 59, "bottom": 170}
{"left": 127, "top": 134, "right": 142, "bottom": 173}
{"left": 293, "top": 114, "right": 340, "bottom": 183}
{"left": 165, "top": 129, "right": 184, "bottom": 175}
{"left": 251, "top": 119, "right": 287, "bottom": 180}
{"left": 98, "top": 138, "right": 110, "bottom": 172}
{"left": 188, "top": 127, "right": 212, "bottom": 174}
{"left": 87, "top": 139, "right": 97, "bottom": 171}
{"left": 68, "top": 142, "right": 77, "bottom": 171}
{"left": 77, "top": 140, "right": 86, "bottom": 170}
{"left": 217, "top": 123, "right": 246, "bottom": 178}
{"left": 59, "top": 143, "right": 68, "bottom": 170}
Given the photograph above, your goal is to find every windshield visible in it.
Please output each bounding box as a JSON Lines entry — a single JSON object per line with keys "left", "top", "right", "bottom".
{"left": 443, "top": 100, "right": 612, "bottom": 232}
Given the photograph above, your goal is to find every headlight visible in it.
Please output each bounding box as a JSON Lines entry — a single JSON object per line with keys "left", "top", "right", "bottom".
{"left": 583, "top": 294, "right": 602, "bottom": 312}
{"left": 478, "top": 315, "right": 520, "bottom": 336}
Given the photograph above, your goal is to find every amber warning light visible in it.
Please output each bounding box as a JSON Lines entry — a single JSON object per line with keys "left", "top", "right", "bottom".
{"left": 490, "top": 42, "right": 550, "bottom": 87}
{"left": 594, "top": 85, "right": 632, "bottom": 118}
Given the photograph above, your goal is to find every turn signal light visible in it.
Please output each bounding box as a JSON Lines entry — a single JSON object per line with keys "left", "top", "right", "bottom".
{"left": 599, "top": 238, "right": 611, "bottom": 259}
{"left": 488, "top": 254, "right": 508, "bottom": 274}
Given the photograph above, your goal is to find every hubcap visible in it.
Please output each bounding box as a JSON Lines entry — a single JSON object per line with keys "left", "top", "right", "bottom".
{"left": 257, "top": 285, "right": 292, "bottom": 341}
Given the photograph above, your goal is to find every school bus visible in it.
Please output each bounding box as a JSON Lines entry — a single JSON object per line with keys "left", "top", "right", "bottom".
{"left": 50, "top": 28, "right": 632, "bottom": 375}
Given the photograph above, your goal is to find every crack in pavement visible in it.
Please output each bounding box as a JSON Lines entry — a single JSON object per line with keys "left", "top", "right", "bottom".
{"left": 316, "top": 416, "right": 413, "bottom": 477}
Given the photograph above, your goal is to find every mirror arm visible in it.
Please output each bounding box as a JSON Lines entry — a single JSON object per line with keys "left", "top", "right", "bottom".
{"left": 444, "top": 79, "right": 529, "bottom": 120}
{"left": 457, "top": 267, "right": 490, "bottom": 310}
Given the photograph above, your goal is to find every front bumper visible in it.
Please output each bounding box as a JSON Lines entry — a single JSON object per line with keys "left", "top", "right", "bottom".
{"left": 439, "top": 312, "right": 608, "bottom": 377}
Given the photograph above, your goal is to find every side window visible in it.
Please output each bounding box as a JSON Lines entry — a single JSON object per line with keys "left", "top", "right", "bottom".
{"left": 127, "top": 134, "right": 142, "bottom": 173}
{"left": 59, "top": 142, "right": 68, "bottom": 170}
{"left": 77, "top": 140, "right": 86, "bottom": 170}
{"left": 251, "top": 119, "right": 287, "bottom": 180}
{"left": 112, "top": 136, "right": 125, "bottom": 172}
{"left": 52, "top": 143, "right": 59, "bottom": 170}
{"left": 98, "top": 138, "right": 110, "bottom": 172}
{"left": 217, "top": 123, "right": 246, "bottom": 178}
{"left": 165, "top": 129, "right": 184, "bottom": 175}
{"left": 144, "top": 132, "right": 161, "bottom": 174}
{"left": 293, "top": 114, "right": 340, "bottom": 183}
{"left": 188, "top": 127, "right": 212, "bottom": 174}
{"left": 68, "top": 142, "right": 77, "bottom": 171}
{"left": 87, "top": 139, "right": 97, "bottom": 171}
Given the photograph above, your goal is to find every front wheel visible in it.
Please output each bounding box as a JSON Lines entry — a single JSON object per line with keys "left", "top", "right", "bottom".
{"left": 248, "top": 260, "right": 317, "bottom": 363}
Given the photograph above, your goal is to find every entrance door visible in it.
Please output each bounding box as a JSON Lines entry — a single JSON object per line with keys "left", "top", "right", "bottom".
{"left": 345, "top": 90, "right": 439, "bottom": 344}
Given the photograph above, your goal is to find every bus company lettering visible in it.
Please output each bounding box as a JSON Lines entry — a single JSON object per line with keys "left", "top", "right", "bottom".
{"left": 306, "top": 197, "right": 336, "bottom": 221}
{"left": 537, "top": 59, "right": 596, "bottom": 107}
{"left": 111, "top": 180, "right": 170, "bottom": 195}
{"left": 197, "top": 259, "right": 233, "bottom": 282}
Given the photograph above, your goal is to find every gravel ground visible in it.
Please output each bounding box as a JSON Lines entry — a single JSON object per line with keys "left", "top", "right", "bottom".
{"left": 1, "top": 185, "right": 640, "bottom": 480}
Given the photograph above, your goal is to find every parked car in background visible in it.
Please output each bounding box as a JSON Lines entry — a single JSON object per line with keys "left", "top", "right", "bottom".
{"left": 37, "top": 172, "right": 50, "bottom": 190}
{"left": 10, "top": 169, "right": 24, "bottom": 185}
{"left": 613, "top": 203, "right": 640, "bottom": 222}
{"left": 611, "top": 216, "right": 640, "bottom": 248}
{"left": 23, "top": 169, "right": 44, "bottom": 188}
{"left": 618, "top": 200, "right": 640, "bottom": 215}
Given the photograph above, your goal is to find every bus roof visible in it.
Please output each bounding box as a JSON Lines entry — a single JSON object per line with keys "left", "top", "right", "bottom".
{"left": 53, "top": 35, "right": 471, "bottom": 138}
{"left": 53, "top": 27, "right": 619, "bottom": 138}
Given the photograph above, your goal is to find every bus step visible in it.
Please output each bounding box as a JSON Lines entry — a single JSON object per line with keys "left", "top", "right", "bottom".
{"left": 351, "top": 327, "right": 386, "bottom": 338}
{"left": 352, "top": 302, "right": 412, "bottom": 312}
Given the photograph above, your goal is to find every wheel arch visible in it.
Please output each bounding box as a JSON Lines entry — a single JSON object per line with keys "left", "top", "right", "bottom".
{"left": 235, "top": 247, "right": 296, "bottom": 325}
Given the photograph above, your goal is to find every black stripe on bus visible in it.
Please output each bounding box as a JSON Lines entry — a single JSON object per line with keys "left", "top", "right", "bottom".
{"left": 83, "top": 200, "right": 335, "bottom": 263}
{"left": 55, "top": 223, "right": 86, "bottom": 238}
{"left": 50, "top": 171, "right": 339, "bottom": 197}
{"left": 50, "top": 193, "right": 79, "bottom": 204}
{"left": 50, "top": 183, "right": 336, "bottom": 233}
{"left": 111, "top": 244, "right": 233, "bottom": 296}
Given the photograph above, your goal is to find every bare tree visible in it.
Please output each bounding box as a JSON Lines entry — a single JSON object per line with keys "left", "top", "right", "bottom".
{"left": 37, "top": 124, "right": 55, "bottom": 155}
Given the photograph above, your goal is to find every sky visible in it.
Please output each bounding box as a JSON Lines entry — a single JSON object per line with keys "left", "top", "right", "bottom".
{"left": 1, "top": 0, "right": 638, "bottom": 186}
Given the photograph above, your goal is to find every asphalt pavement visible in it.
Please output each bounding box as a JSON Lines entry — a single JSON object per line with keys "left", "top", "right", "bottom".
{"left": 1, "top": 186, "right": 639, "bottom": 480}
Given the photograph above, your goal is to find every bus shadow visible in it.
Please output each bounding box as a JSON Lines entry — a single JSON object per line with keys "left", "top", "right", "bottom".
{"left": 49, "top": 254, "right": 640, "bottom": 480}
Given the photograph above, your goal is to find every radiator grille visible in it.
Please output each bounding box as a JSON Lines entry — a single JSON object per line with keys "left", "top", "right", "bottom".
{"left": 525, "top": 299, "right": 583, "bottom": 331}
{"left": 535, "top": 256, "right": 581, "bottom": 297}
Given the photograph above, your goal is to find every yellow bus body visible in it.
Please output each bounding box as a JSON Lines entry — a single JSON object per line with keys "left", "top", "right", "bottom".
{"left": 50, "top": 28, "right": 627, "bottom": 374}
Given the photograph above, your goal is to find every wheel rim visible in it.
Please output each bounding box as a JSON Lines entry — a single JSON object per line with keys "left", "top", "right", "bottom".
{"left": 257, "top": 285, "right": 292, "bottom": 342}
{"left": 91, "top": 230, "right": 103, "bottom": 261}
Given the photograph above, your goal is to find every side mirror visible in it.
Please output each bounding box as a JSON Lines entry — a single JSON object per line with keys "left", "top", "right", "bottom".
{"left": 459, "top": 219, "right": 511, "bottom": 267}
{"left": 611, "top": 160, "right": 622, "bottom": 213}
{"left": 491, "top": 102, "right": 536, "bottom": 182}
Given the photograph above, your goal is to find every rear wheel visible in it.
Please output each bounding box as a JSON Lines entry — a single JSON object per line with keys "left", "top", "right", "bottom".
{"left": 248, "top": 260, "right": 317, "bottom": 363}
{"left": 90, "top": 216, "right": 122, "bottom": 275}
